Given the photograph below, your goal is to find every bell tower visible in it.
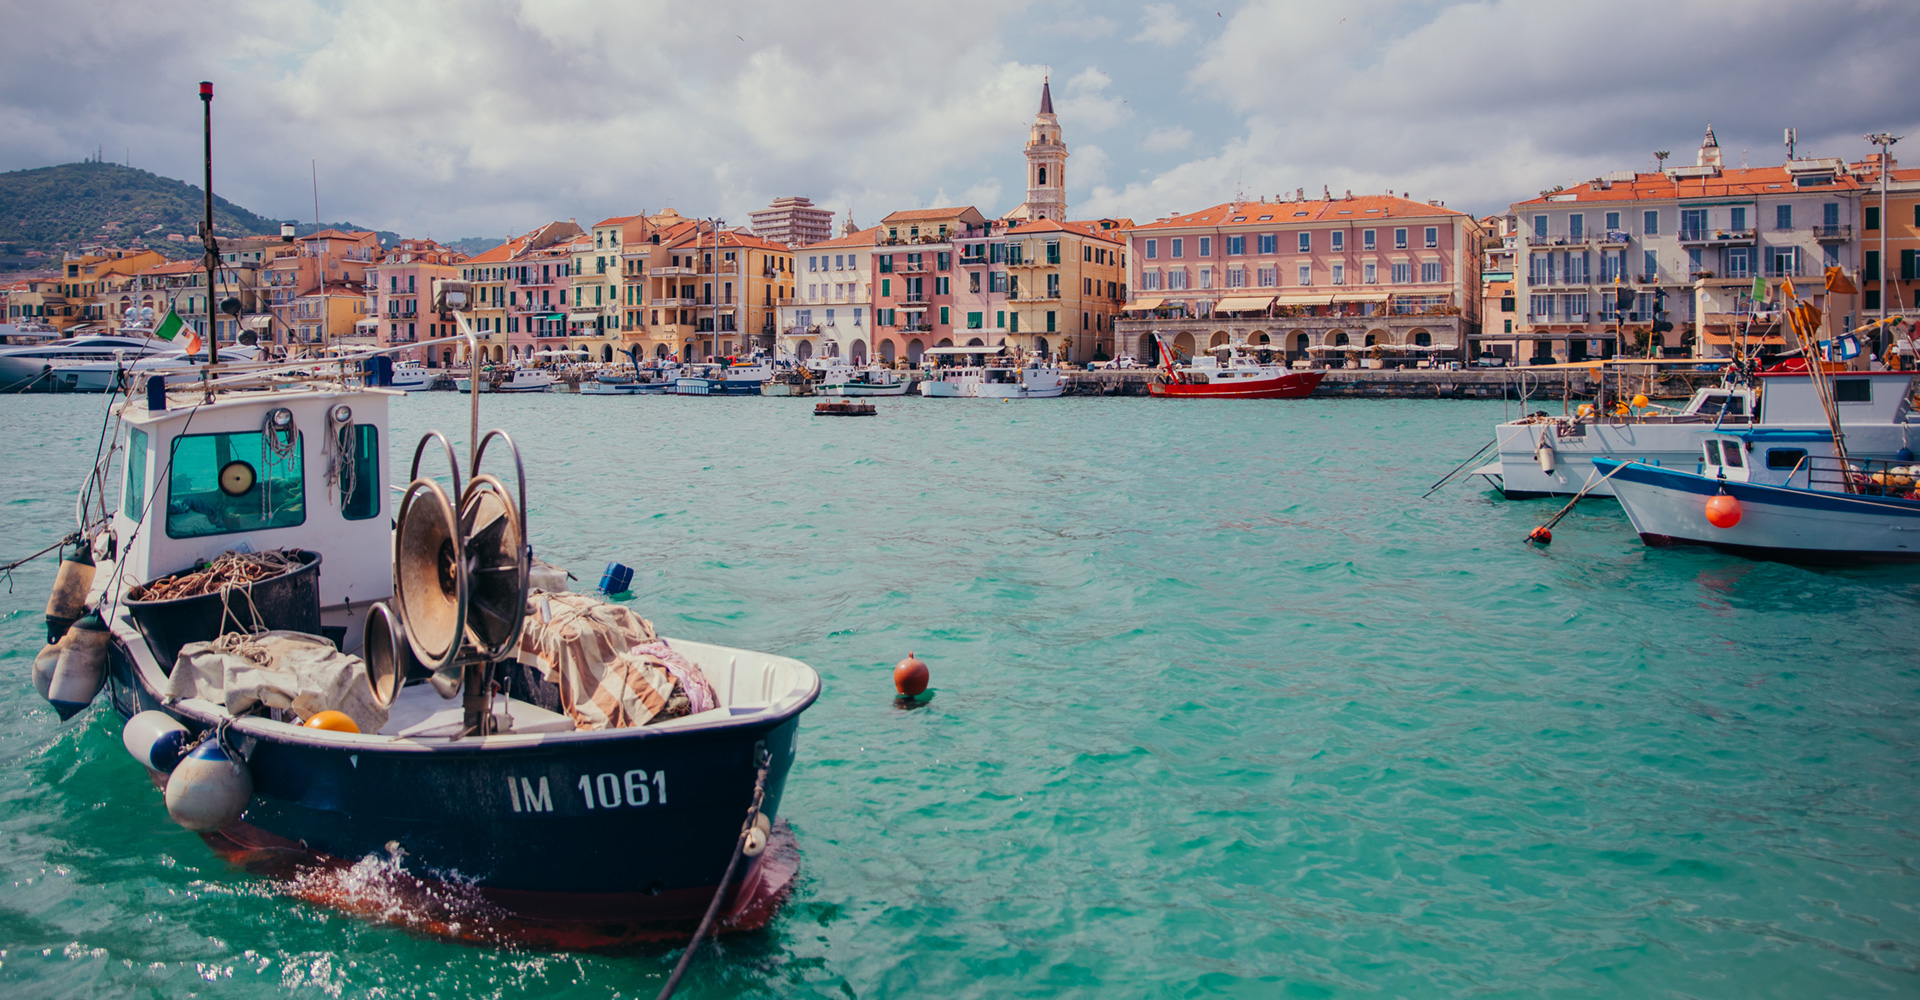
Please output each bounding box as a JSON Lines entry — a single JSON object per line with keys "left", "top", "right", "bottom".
{"left": 1008, "top": 78, "right": 1068, "bottom": 222}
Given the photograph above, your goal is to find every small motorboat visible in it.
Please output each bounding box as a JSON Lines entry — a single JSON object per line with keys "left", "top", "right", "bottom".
{"left": 820, "top": 366, "right": 910, "bottom": 397}
{"left": 814, "top": 399, "right": 877, "bottom": 416}
{"left": 388, "top": 360, "right": 437, "bottom": 392}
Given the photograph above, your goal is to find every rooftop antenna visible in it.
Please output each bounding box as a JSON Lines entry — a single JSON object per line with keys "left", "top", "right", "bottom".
{"left": 312, "top": 160, "right": 320, "bottom": 226}
{"left": 1784, "top": 127, "right": 1798, "bottom": 160}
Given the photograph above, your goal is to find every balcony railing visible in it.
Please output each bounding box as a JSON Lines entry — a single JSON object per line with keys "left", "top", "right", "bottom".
{"left": 649, "top": 266, "right": 695, "bottom": 277}
{"left": 1677, "top": 228, "right": 1756, "bottom": 244}
{"left": 1810, "top": 224, "right": 1852, "bottom": 241}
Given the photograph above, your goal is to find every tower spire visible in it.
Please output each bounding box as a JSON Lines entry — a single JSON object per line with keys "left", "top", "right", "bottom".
{"left": 1039, "top": 76, "right": 1053, "bottom": 115}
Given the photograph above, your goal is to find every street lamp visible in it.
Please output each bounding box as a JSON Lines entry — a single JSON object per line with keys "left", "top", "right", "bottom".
{"left": 1866, "top": 132, "right": 1901, "bottom": 341}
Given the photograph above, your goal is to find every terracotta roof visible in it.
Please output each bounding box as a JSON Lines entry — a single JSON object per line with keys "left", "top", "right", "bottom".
{"left": 882, "top": 207, "right": 976, "bottom": 223}
{"left": 1005, "top": 218, "right": 1126, "bottom": 245}
{"left": 1512, "top": 165, "right": 1863, "bottom": 206}
{"left": 799, "top": 226, "right": 883, "bottom": 250}
{"left": 464, "top": 236, "right": 530, "bottom": 264}
{"left": 297, "top": 229, "right": 376, "bottom": 242}
{"left": 138, "top": 261, "right": 203, "bottom": 276}
{"left": 594, "top": 215, "right": 640, "bottom": 227}
{"left": 1133, "top": 196, "right": 1468, "bottom": 232}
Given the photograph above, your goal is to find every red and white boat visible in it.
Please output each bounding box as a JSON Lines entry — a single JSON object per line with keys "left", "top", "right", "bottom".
{"left": 1147, "top": 338, "right": 1324, "bottom": 399}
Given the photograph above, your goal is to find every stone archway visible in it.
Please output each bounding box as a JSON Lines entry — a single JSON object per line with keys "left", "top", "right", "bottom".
{"left": 1173, "top": 332, "right": 1196, "bottom": 355}
{"left": 907, "top": 338, "right": 926, "bottom": 363}
{"left": 1035, "top": 336, "right": 1050, "bottom": 357}
{"left": 850, "top": 338, "right": 867, "bottom": 364}
{"left": 493, "top": 346, "right": 504, "bottom": 363}
{"left": 1209, "top": 331, "right": 1230, "bottom": 348}
{"left": 1326, "top": 330, "right": 1349, "bottom": 347}
{"left": 966, "top": 337, "right": 984, "bottom": 347}
{"left": 937, "top": 337, "right": 953, "bottom": 348}
{"left": 880, "top": 338, "right": 897, "bottom": 363}
{"left": 1138, "top": 334, "right": 1155, "bottom": 360}
{"left": 797, "top": 340, "right": 814, "bottom": 361}
{"left": 602, "top": 344, "right": 613, "bottom": 362}
{"left": 1410, "top": 329, "right": 1432, "bottom": 347}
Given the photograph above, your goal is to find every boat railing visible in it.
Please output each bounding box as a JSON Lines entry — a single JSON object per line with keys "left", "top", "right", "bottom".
{"left": 1798, "top": 455, "right": 1920, "bottom": 498}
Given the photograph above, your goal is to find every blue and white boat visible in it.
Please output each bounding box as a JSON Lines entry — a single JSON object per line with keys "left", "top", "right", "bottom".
{"left": 674, "top": 359, "right": 770, "bottom": 396}
{"left": 1595, "top": 427, "right": 1920, "bottom": 564}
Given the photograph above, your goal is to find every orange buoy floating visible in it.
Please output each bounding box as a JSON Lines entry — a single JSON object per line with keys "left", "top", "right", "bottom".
{"left": 1527, "top": 526, "right": 1553, "bottom": 545}
{"left": 304, "top": 710, "right": 360, "bottom": 733}
{"left": 893, "top": 652, "right": 929, "bottom": 697}
{"left": 1705, "top": 493, "right": 1742, "bottom": 528}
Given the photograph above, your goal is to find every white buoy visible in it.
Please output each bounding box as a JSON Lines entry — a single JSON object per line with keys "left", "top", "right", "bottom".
{"left": 47, "top": 612, "right": 108, "bottom": 721}
{"left": 1535, "top": 432, "right": 1557, "bottom": 475}
{"left": 123, "top": 711, "right": 192, "bottom": 774}
{"left": 742, "top": 812, "right": 772, "bottom": 857}
{"left": 165, "top": 740, "right": 253, "bottom": 832}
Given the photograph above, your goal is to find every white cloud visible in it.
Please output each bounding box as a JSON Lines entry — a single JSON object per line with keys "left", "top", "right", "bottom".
{"left": 1058, "top": 67, "right": 1131, "bottom": 132}
{"left": 1141, "top": 126, "right": 1193, "bottom": 153}
{"left": 1132, "top": 3, "right": 1193, "bottom": 45}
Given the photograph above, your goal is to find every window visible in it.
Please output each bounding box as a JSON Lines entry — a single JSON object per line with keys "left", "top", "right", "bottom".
{"left": 1531, "top": 294, "right": 1554, "bottom": 317}
{"left": 1226, "top": 235, "right": 1244, "bottom": 255}
{"left": 1047, "top": 241, "right": 1061, "bottom": 264}
{"left": 1199, "top": 268, "right": 1212, "bottom": 289}
{"left": 1332, "top": 231, "right": 1346, "bottom": 252}
{"left": 1168, "top": 269, "right": 1187, "bottom": 289}
{"left": 1730, "top": 207, "right": 1747, "bottom": 231}
{"left": 1424, "top": 227, "right": 1438, "bottom": 248}
{"left": 1864, "top": 250, "right": 1880, "bottom": 280}
{"left": 969, "top": 272, "right": 981, "bottom": 292}
{"left": 123, "top": 429, "right": 147, "bottom": 522}
{"left": 1142, "top": 270, "right": 1162, "bottom": 290}
{"left": 1227, "top": 267, "right": 1245, "bottom": 287}
{"left": 342, "top": 425, "right": 380, "bottom": 520}
{"left": 1298, "top": 232, "right": 1312, "bottom": 253}
{"left": 166, "top": 430, "right": 305, "bottom": 538}
{"left": 938, "top": 252, "right": 949, "bottom": 270}
{"left": 990, "top": 272, "right": 1007, "bottom": 293}
{"left": 1569, "top": 215, "right": 1584, "bottom": 240}
{"left": 1643, "top": 250, "right": 1657, "bottom": 279}
{"left": 1766, "top": 448, "right": 1808, "bottom": 471}
{"left": 1258, "top": 266, "right": 1277, "bottom": 286}
{"left": 1297, "top": 265, "right": 1311, "bottom": 286}
{"left": 1363, "top": 229, "right": 1376, "bottom": 250}
{"left": 881, "top": 279, "right": 890, "bottom": 297}
{"left": 1421, "top": 262, "right": 1441, "bottom": 283}
{"left": 1171, "top": 238, "right": 1184, "bottom": 258}
{"left": 1605, "top": 212, "right": 1620, "bottom": 231}
{"left": 1532, "top": 215, "right": 1547, "bottom": 239}
{"left": 1775, "top": 205, "right": 1792, "bottom": 230}
{"left": 1643, "top": 210, "right": 1659, "bottom": 236}
{"left": 1866, "top": 206, "right": 1880, "bottom": 231}
{"left": 1331, "top": 264, "right": 1345, "bottom": 285}
{"left": 1258, "top": 234, "right": 1276, "bottom": 254}
{"left": 1363, "top": 263, "right": 1376, "bottom": 284}
{"left": 1145, "top": 239, "right": 1158, "bottom": 259}
{"left": 1835, "top": 379, "right": 1871, "bottom": 403}
{"left": 1198, "top": 237, "right": 1212, "bottom": 257}
{"left": 1680, "top": 209, "right": 1707, "bottom": 240}
{"left": 1046, "top": 310, "right": 1056, "bottom": 332}
{"left": 1392, "top": 262, "right": 1411, "bottom": 284}
{"left": 996, "top": 310, "right": 1006, "bottom": 328}
{"left": 1394, "top": 228, "right": 1408, "bottom": 249}
{"left": 940, "top": 306, "right": 949, "bottom": 325}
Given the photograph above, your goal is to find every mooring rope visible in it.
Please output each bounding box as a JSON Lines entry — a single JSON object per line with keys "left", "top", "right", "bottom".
{"left": 655, "top": 745, "right": 773, "bottom": 1000}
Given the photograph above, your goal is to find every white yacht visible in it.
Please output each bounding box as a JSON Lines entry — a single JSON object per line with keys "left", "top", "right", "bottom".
{"left": 1477, "top": 364, "right": 1918, "bottom": 498}
{"left": 389, "top": 360, "right": 436, "bottom": 391}
{"left": 0, "top": 334, "right": 173, "bottom": 391}
{"left": 973, "top": 358, "right": 1065, "bottom": 399}
{"left": 455, "top": 365, "right": 554, "bottom": 393}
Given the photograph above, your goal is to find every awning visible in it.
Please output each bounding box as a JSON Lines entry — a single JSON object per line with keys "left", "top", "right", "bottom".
{"left": 924, "top": 345, "right": 1007, "bottom": 355}
{"left": 1212, "top": 295, "right": 1275, "bottom": 313}
{"left": 1123, "top": 297, "right": 1165, "bottom": 311}
{"left": 1702, "top": 331, "right": 1786, "bottom": 345}
{"left": 1330, "top": 292, "right": 1390, "bottom": 303}
{"left": 1274, "top": 291, "right": 1334, "bottom": 304}
{"left": 568, "top": 312, "right": 600, "bottom": 322}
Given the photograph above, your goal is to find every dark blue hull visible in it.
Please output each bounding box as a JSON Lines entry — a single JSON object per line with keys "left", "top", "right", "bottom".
{"left": 106, "top": 630, "right": 814, "bottom": 933}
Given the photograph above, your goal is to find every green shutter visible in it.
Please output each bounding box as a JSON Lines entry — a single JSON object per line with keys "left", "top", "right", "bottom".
{"left": 1046, "top": 310, "right": 1055, "bottom": 332}
{"left": 1865, "top": 250, "right": 1880, "bottom": 280}
{"left": 1902, "top": 249, "right": 1916, "bottom": 281}
{"left": 1866, "top": 206, "right": 1880, "bottom": 231}
{"left": 940, "top": 306, "right": 949, "bottom": 325}
{"left": 881, "top": 278, "right": 890, "bottom": 297}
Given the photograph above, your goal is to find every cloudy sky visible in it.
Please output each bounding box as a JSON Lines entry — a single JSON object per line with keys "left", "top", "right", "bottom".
{"left": 4, "top": 0, "right": 1916, "bottom": 244}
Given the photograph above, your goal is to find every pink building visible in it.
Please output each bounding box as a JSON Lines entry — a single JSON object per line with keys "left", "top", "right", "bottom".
{"left": 1119, "top": 194, "right": 1483, "bottom": 365}
{"left": 362, "top": 239, "right": 470, "bottom": 365}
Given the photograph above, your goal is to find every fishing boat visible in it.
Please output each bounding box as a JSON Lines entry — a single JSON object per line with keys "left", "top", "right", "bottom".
{"left": 1593, "top": 436, "right": 1920, "bottom": 564}
{"left": 674, "top": 359, "right": 767, "bottom": 396}
{"left": 388, "top": 360, "right": 436, "bottom": 391}
{"left": 1146, "top": 340, "right": 1324, "bottom": 399}
{"left": 27, "top": 290, "right": 820, "bottom": 945}
{"left": 455, "top": 364, "right": 554, "bottom": 394}
{"left": 819, "top": 366, "right": 910, "bottom": 397}
{"left": 1477, "top": 365, "right": 1918, "bottom": 499}
{"left": 974, "top": 356, "right": 1064, "bottom": 399}
{"left": 915, "top": 347, "right": 1060, "bottom": 398}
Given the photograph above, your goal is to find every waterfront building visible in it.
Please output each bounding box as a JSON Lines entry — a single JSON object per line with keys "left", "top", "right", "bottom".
{"left": 1118, "top": 192, "right": 1482, "bottom": 365}
{"left": 48, "top": 248, "right": 166, "bottom": 334}
{"left": 289, "top": 279, "right": 368, "bottom": 352}
{"left": 3, "top": 278, "right": 69, "bottom": 333}
{"left": 362, "top": 239, "right": 468, "bottom": 366}
{"left": 869, "top": 207, "right": 984, "bottom": 364}
{"left": 950, "top": 216, "right": 1129, "bottom": 363}
{"left": 1510, "top": 126, "right": 1865, "bottom": 362}
{"left": 642, "top": 225, "right": 793, "bottom": 361}
{"left": 783, "top": 225, "right": 880, "bottom": 363}
{"left": 1848, "top": 154, "right": 1918, "bottom": 353}
{"left": 618, "top": 209, "right": 702, "bottom": 359}
{"left": 566, "top": 215, "right": 651, "bottom": 363}
{"left": 751, "top": 197, "right": 834, "bottom": 247}
{"left": 1478, "top": 214, "right": 1520, "bottom": 359}
{"left": 456, "top": 220, "right": 585, "bottom": 364}
{"left": 1004, "top": 79, "right": 1067, "bottom": 223}
{"left": 264, "top": 230, "right": 380, "bottom": 353}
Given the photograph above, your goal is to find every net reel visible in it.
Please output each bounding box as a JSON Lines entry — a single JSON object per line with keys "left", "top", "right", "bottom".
{"left": 389, "top": 429, "right": 532, "bottom": 738}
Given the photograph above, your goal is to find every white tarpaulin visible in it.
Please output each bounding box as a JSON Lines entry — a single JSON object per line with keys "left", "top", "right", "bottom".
{"left": 166, "top": 630, "right": 389, "bottom": 733}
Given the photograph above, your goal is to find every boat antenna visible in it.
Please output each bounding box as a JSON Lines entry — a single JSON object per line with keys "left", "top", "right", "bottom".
{"left": 199, "top": 81, "right": 219, "bottom": 367}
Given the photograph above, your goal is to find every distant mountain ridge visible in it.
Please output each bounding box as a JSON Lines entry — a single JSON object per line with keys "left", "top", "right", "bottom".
{"left": 0, "top": 161, "right": 409, "bottom": 273}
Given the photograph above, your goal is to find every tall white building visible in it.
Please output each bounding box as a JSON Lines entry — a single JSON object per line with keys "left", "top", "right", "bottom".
{"left": 751, "top": 197, "right": 834, "bottom": 247}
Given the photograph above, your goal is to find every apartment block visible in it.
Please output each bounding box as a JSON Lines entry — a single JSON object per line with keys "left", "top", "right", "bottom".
{"left": 750, "top": 197, "right": 833, "bottom": 248}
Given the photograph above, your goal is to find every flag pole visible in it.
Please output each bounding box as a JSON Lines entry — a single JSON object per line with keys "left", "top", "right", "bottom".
{"left": 199, "top": 81, "right": 220, "bottom": 367}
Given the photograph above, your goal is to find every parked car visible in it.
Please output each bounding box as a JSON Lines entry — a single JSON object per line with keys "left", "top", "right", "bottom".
{"left": 1091, "top": 356, "right": 1142, "bottom": 370}
{"left": 1473, "top": 353, "right": 1507, "bottom": 367}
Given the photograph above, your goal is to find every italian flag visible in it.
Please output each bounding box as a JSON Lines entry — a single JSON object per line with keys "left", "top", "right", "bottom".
{"left": 154, "top": 309, "right": 202, "bottom": 356}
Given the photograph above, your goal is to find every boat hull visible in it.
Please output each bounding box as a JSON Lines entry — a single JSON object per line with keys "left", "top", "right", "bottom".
{"left": 1594, "top": 458, "right": 1920, "bottom": 564}
{"left": 103, "top": 620, "right": 818, "bottom": 937}
{"left": 917, "top": 379, "right": 968, "bottom": 397}
{"left": 1148, "top": 371, "right": 1324, "bottom": 399}
{"left": 820, "top": 382, "right": 909, "bottom": 397}
{"left": 675, "top": 378, "right": 762, "bottom": 396}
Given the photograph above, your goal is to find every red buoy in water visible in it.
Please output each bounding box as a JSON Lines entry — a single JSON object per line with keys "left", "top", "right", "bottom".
{"left": 1527, "top": 526, "right": 1553, "bottom": 545}
{"left": 1705, "top": 493, "right": 1742, "bottom": 528}
{"left": 893, "top": 652, "right": 929, "bottom": 697}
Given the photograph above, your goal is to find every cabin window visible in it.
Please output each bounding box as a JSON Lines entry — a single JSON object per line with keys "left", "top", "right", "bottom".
{"left": 1703, "top": 441, "right": 1721, "bottom": 466}
{"left": 123, "top": 429, "right": 148, "bottom": 523}
{"left": 166, "top": 430, "right": 306, "bottom": 539}
{"left": 341, "top": 425, "right": 380, "bottom": 520}
{"left": 1834, "top": 379, "right": 1871, "bottom": 403}
{"left": 1765, "top": 448, "right": 1807, "bottom": 471}
{"left": 1721, "top": 442, "right": 1744, "bottom": 468}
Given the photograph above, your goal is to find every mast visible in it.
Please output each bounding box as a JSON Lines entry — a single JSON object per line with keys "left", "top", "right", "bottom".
{"left": 199, "top": 81, "right": 220, "bottom": 366}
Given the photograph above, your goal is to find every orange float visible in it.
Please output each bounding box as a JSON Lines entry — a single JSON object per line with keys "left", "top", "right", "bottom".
{"left": 1705, "top": 494, "right": 1742, "bottom": 529}
{"left": 304, "top": 710, "right": 360, "bottom": 733}
{"left": 893, "top": 652, "right": 929, "bottom": 697}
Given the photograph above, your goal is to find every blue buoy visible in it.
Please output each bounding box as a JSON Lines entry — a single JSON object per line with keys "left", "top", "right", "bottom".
{"left": 599, "top": 562, "right": 634, "bottom": 594}
{"left": 124, "top": 710, "right": 192, "bottom": 773}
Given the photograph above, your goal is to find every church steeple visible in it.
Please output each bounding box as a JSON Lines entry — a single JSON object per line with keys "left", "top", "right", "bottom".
{"left": 1697, "top": 122, "right": 1723, "bottom": 170}
{"left": 1006, "top": 77, "right": 1068, "bottom": 222}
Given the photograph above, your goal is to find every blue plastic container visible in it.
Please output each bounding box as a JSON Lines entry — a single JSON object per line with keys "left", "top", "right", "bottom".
{"left": 599, "top": 562, "right": 634, "bottom": 594}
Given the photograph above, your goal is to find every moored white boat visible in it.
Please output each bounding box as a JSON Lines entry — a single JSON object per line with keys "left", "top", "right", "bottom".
{"left": 820, "top": 366, "right": 910, "bottom": 397}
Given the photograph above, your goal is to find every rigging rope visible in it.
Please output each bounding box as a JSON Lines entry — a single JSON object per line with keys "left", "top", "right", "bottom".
{"left": 655, "top": 745, "right": 772, "bottom": 1000}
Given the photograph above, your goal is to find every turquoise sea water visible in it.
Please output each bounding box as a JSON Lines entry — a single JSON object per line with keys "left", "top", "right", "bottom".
{"left": 1, "top": 391, "right": 1917, "bottom": 998}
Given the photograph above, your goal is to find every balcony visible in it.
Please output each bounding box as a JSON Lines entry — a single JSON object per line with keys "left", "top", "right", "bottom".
{"left": 1677, "top": 228, "right": 1756, "bottom": 246}
{"left": 1810, "top": 224, "right": 1852, "bottom": 242}
{"left": 649, "top": 265, "right": 695, "bottom": 277}
{"left": 894, "top": 258, "right": 931, "bottom": 273}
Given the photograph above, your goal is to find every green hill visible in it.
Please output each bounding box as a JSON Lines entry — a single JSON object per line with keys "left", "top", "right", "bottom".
{"left": 0, "top": 160, "right": 292, "bottom": 271}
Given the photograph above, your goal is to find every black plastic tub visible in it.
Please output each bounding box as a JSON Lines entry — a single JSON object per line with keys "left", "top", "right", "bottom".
{"left": 124, "top": 550, "right": 323, "bottom": 669}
